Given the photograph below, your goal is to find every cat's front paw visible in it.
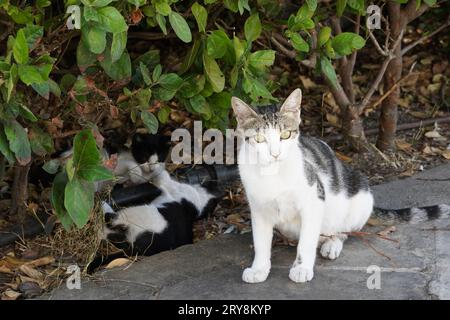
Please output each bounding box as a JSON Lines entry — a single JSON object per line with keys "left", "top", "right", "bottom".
{"left": 289, "top": 265, "right": 314, "bottom": 283}
{"left": 242, "top": 267, "right": 270, "bottom": 283}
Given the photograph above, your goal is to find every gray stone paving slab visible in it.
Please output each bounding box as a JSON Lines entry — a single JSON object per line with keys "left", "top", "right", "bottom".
{"left": 44, "top": 164, "right": 450, "bottom": 300}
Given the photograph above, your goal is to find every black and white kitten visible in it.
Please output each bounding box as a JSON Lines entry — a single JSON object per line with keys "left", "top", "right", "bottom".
{"left": 232, "top": 89, "right": 374, "bottom": 283}
{"left": 90, "top": 159, "right": 220, "bottom": 271}
{"left": 101, "top": 164, "right": 218, "bottom": 255}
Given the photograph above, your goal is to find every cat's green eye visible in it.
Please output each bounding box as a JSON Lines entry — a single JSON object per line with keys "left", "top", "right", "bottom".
{"left": 254, "top": 133, "right": 266, "bottom": 143}
{"left": 280, "top": 130, "right": 291, "bottom": 140}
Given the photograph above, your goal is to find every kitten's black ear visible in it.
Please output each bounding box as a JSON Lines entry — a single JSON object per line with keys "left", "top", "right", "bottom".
{"left": 231, "top": 97, "right": 259, "bottom": 126}
{"left": 280, "top": 88, "right": 302, "bottom": 119}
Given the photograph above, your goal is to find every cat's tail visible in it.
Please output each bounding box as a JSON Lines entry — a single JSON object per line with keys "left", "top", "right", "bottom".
{"left": 373, "top": 204, "right": 450, "bottom": 223}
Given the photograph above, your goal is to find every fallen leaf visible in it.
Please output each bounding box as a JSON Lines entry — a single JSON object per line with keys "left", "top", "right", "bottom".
{"left": 25, "top": 256, "right": 55, "bottom": 268}
{"left": 335, "top": 151, "right": 352, "bottom": 162}
{"left": 326, "top": 113, "right": 340, "bottom": 127}
{"left": 2, "top": 289, "right": 21, "bottom": 300}
{"left": 441, "top": 149, "right": 450, "bottom": 160}
{"left": 377, "top": 226, "right": 396, "bottom": 237}
{"left": 424, "top": 130, "right": 443, "bottom": 139}
{"left": 0, "top": 265, "right": 13, "bottom": 274}
{"left": 396, "top": 139, "right": 412, "bottom": 151}
{"left": 409, "top": 111, "right": 430, "bottom": 119}
{"left": 19, "top": 265, "right": 43, "bottom": 280}
{"left": 423, "top": 145, "right": 441, "bottom": 155}
{"left": 299, "top": 76, "right": 316, "bottom": 90}
{"left": 105, "top": 258, "right": 131, "bottom": 269}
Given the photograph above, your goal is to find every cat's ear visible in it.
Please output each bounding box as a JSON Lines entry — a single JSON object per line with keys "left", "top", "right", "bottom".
{"left": 231, "top": 97, "right": 259, "bottom": 126}
{"left": 280, "top": 88, "right": 302, "bottom": 119}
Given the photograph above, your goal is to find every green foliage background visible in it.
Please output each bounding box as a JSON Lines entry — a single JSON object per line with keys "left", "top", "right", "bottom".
{"left": 0, "top": 0, "right": 437, "bottom": 229}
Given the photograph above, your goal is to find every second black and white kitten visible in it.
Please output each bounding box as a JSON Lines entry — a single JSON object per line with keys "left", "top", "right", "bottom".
{"left": 90, "top": 156, "right": 220, "bottom": 271}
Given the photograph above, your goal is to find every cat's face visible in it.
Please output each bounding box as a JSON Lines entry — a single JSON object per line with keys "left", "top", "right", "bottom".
{"left": 231, "top": 89, "right": 302, "bottom": 165}
{"left": 131, "top": 133, "right": 171, "bottom": 169}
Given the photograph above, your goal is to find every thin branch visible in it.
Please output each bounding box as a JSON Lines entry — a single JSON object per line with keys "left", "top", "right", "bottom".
{"left": 348, "top": 15, "right": 360, "bottom": 75}
{"left": 270, "top": 35, "right": 296, "bottom": 59}
{"left": 326, "top": 115, "right": 450, "bottom": 142}
{"left": 358, "top": 30, "right": 404, "bottom": 111}
{"left": 368, "top": 29, "right": 388, "bottom": 56}
{"left": 401, "top": 17, "right": 450, "bottom": 56}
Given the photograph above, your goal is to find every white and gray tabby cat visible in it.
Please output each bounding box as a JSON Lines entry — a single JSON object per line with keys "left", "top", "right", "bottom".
{"left": 231, "top": 88, "right": 373, "bottom": 283}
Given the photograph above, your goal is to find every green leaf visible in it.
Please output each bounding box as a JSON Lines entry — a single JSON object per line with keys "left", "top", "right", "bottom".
{"left": 82, "top": 0, "right": 115, "bottom": 7}
{"left": 336, "top": 0, "right": 347, "bottom": 16}
{"left": 64, "top": 179, "right": 94, "bottom": 229}
{"left": 13, "top": 29, "right": 29, "bottom": 64}
{"left": 78, "top": 164, "right": 113, "bottom": 181}
{"left": 30, "top": 127, "right": 54, "bottom": 156}
{"left": 238, "top": 0, "right": 251, "bottom": 14}
{"left": 156, "top": 14, "right": 167, "bottom": 35}
{"left": 207, "top": 30, "right": 230, "bottom": 59}
{"left": 153, "top": 87, "right": 177, "bottom": 101}
{"left": 6, "top": 64, "right": 18, "bottom": 102}
{"left": 84, "top": 6, "right": 100, "bottom": 22}
{"left": 4, "top": 120, "right": 31, "bottom": 165}
{"left": 31, "top": 82, "right": 50, "bottom": 99}
{"left": 233, "top": 36, "right": 246, "bottom": 61}
{"left": 139, "top": 62, "right": 152, "bottom": 85}
{"left": 318, "top": 27, "right": 331, "bottom": 47}
{"left": 19, "top": 104, "right": 38, "bottom": 122}
{"left": 332, "top": 32, "right": 365, "bottom": 56}
{"left": 136, "top": 88, "right": 152, "bottom": 108}
{"left": 0, "top": 126, "right": 15, "bottom": 164}
{"left": 243, "top": 74, "right": 273, "bottom": 101}
{"left": 141, "top": 110, "right": 159, "bottom": 134}
{"left": 192, "top": 2, "right": 207, "bottom": 33}
{"left": 169, "top": 11, "right": 192, "bottom": 43}
{"left": 51, "top": 172, "right": 73, "bottom": 230}
{"left": 152, "top": 64, "right": 162, "bottom": 82}
{"left": 23, "top": 25, "right": 43, "bottom": 50}
{"left": 43, "top": 159, "right": 60, "bottom": 175}
{"left": 286, "top": 31, "right": 309, "bottom": 52}
{"left": 97, "top": 6, "right": 128, "bottom": 33}
{"left": 244, "top": 13, "right": 261, "bottom": 42}
{"left": 76, "top": 41, "right": 97, "bottom": 70}
{"left": 325, "top": 39, "right": 336, "bottom": 58}
{"left": 203, "top": 53, "right": 225, "bottom": 93}
{"left": 347, "top": 0, "right": 364, "bottom": 13}
{"left": 180, "top": 38, "right": 201, "bottom": 74}
{"left": 158, "top": 73, "right": 183, "bottom": 90}
{"left": 157, "top": 106, "right": 171, "bottom": 123}
{"left": 100, "top": 49, "right": 132, "bottom": 81}
{"left": 72, "top": 129, "right": 101, "bottom": 176}
{"left": 189, "top": 95, "right": 211, "bottom": 118}
{"left": 48, "top": 78, "right": 61, "bottom": 97}
{"left": 155, "top": 0, "right": 172, "bottom": 16}
{"left": 248, "top": 50, "right": 275, "bottom": 69}
{"left": 320, "top": 56, "right": 338, "bottom": 88}
{"left": 111, "top": 31, "right": 127, "bottom": 62}
{"left": 306, "top": 0, "right": 317, "bottom": 11}
{"left": 423, "top": 0, "right": 436, "bottom": 5}
{"left": 86, "top": 27, "right": 107, "bottom": 54}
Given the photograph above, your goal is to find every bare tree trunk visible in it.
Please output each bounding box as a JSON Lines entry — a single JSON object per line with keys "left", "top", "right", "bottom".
{"left": 9, "top": 162, "right": 31, "bottom": 223}
{"left": 377, "top": 2, "right": 403, "bottom": 151}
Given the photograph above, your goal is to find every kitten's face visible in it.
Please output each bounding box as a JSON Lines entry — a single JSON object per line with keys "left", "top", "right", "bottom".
{"left": 131, "top": 133, "right": 170, "bottom": 171}
{"left": 232, "top": 89, "right": 302, "bottom": 165}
